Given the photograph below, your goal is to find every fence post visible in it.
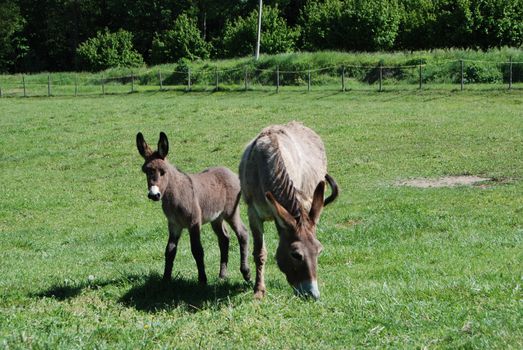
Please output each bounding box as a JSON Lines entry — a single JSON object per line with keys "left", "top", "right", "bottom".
{"left": 509, "top": 57, "right": 513, "bottom": 90}
{"left": 341, "top": 66, "right": 345, "bottom": 92}
{"left": 0, "top": 86, "right": 2, "bottom": 98}
{"left": 187, "top": 68, "right": 191, "bottom": 91}
{"left": 419, "top": 60, "right": 423, "bottom": 90}
{"left": 23, "top": 75, "right": 26, "bottom": 97}
{"left": 460, "top": 60, "right": 464, "bottom": 91}
{"left": 74, "top": 74, "right": 78, "bottom": 96}
{"left": 47, "top": 74, "right": 51, "bottom": 97}
{"left": 307, "top": 65, "right": 311, "bottom": 92}
{"left": 244, "top": 66, "right": 248, "bottom": 91}
{"left": 102, "top": 74, "right": 105, "bottom": 95}
{"left": 276, "top": 65, "right": 279, "bottom": 93}
{"left": 215, "top": 67, "right": 219, "bottom": 91}
{"left": 131, "top": 72, "right": 135, "bottom": 93}
{"left": 379, "top": 63, "right": 383, "bottom": 92}
{"left": 159, "top": 70, "right": 163, "bottom": 91}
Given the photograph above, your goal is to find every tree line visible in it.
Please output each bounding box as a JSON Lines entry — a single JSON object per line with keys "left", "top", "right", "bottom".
{"left": 1, "top": 0, "right": 522, "bottom": 73}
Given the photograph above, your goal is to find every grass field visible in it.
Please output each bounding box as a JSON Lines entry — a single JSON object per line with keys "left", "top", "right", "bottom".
{"left": 0, "top": 89, "right": 522, "bottom": 348}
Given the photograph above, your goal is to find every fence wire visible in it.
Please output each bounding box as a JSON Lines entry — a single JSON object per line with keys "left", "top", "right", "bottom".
{"left": 0, "top": 59, "right": 522, "bottom": 98}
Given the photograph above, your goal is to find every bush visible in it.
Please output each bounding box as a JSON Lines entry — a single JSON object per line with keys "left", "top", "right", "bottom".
{"left": 300, "top": 0, "right": 401, "bottom": 51}
{"left": 220, "top": 5, "right": 300, "bottom": 58}
{"left": 150, "top": 14, "right": 210, "bottom": 64}
{"left": 76, "top": 29, "right": 144, "bottom": 71}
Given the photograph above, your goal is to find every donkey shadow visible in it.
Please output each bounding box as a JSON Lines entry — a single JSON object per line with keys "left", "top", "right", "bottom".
{"left": 34, "top": 272, "right": 250, "bottom": 313}
{"left": 119, "top": 273, "right": 250, "bottom": 313}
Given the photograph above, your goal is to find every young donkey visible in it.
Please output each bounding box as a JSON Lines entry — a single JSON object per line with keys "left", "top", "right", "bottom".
{"left": 136, "top": 132, "right": 251, "bottom": 284}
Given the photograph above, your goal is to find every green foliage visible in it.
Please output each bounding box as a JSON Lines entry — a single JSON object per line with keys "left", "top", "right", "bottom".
{"left": 150, "top": 14, "right": 210, "bottom": 64}
{"left": 76, "top": 29, "right": 144, "bottom": 71}
{"left": 300, "top": 0, "right": 401, "bottom": 51}
{"left": 0, "top": 0, "right": 27, "bottom": 72}
{"left": 469, "top": 0, "right": 523, "bottom": 49}
{"left": 221, "top": 5, "right": 300, "bottom": 58}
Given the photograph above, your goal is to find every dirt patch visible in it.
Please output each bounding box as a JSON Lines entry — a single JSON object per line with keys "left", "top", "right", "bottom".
{"left": 396, "top": 176, "right": 492, "bottom": 188}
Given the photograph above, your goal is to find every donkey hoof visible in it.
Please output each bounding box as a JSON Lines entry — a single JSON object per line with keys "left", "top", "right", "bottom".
{"left": 253, "top": 288, "right": 266, "bottom": 300}
{"left": 162, "top": 275, "right": 171, "bottom": 283}
{"left": 241, "top": 269, "right": 251, "bottom": 282}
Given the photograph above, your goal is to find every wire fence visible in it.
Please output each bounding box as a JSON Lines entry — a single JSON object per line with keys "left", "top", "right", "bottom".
{"left": 0, "top": 59, "right": 522, "bottom": 98}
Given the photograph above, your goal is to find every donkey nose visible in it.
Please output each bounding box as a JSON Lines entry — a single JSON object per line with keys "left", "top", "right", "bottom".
{"left": 148, "top": 186, "right": 161, "bottom": 201}
{"left": 295, "top": 280, "right": 320, "bottom": 300}
{"left": 148, "top": 192, "right": 161, "bottom": 201}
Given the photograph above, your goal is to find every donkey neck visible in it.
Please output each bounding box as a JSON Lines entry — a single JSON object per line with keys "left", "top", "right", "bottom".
{"left": 162, "top": 161, "right": 194, "bottom": 202}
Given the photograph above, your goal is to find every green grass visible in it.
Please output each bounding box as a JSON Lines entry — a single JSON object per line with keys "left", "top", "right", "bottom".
{"left": 0, "top": 90, "right": 522, "bottom": 348}
{"left": 1, "top": 48, "right": 522, "bottom": 97}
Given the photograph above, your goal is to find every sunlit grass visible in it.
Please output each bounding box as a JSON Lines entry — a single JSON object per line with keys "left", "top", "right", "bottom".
{"left": 0, "top": 90, "right": 522, "bottom": 348}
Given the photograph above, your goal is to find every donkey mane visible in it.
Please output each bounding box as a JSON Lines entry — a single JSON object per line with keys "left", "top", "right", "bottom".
{"left": 262, "top": 132, "right": 302, "bottom": 219}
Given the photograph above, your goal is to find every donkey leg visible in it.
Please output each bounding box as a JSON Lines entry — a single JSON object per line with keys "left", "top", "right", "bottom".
{"left": 211, "top": 219, "right": 230, "bottom": 279}
{"left": 226, "top": 209, "right": 251, "bottom": 282}
{"left": 189, "top": 223, "right": 207, "bottom": 285}
{"left": 248, "top": 207, "right": 266, "bottom": 299}
{"left": 163, "top": 222, "right": 182, "bottom": 281}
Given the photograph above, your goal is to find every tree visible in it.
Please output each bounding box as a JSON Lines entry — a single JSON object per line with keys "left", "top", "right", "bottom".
{"left": 150, "top": 14, "right": 210, "bottom": 64}
{"left": 220, "top": 5, "right": 300, "bottom": 57}
{"left": 300, "top": 0, "right": 401, "bottom": 51}
{"left": 76, "top": 29, "right": 144, "bottom": 71}
{"left": 0, "top": 0, "right": 27, "bottom": 72}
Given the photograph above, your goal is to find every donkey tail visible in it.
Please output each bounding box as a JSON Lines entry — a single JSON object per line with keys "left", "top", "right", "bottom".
{"left": 324, "top": 173, "right": 339, "bottom": 206}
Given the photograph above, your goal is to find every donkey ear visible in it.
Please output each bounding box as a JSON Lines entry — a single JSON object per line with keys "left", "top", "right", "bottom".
{"left": 309, "top": 181, "right": 325, "bottom": 224}
{"left": 158, "top": 132, "right": 169, "bottom": 159}
{"left": 136, "top": 132, "right": 153, "bottom": 159}
{"left": 266, "top": 192, "right": 297, "bottom": 229}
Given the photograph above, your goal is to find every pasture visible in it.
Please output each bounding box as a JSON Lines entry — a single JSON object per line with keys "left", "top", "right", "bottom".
{"left": 0, "top": 90, "right": 522, "bottom": 348}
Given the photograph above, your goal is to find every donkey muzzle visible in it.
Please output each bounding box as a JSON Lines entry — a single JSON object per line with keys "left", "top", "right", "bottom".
{"left": 148, "top": 186, "right": 161, "bottom": 201}
{"left": 294, "top": 280, "right": 320, "bottom": 300}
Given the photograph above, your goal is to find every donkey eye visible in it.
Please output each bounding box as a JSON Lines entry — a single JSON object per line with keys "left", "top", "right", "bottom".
{"left": 159, "top": 169, "right": 165, "bottom": 176}
{"left": 290, "top": 251, "right": 304, "bottom": 261}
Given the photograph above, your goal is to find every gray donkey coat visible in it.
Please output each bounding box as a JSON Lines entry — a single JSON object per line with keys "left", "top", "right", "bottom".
{"left": 239, "top": 121, "right": 338, "bottom": 299}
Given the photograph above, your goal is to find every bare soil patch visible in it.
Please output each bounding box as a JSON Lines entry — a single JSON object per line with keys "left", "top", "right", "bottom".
{"left": 396, "top": 176, "right": 492, "bottom": 188}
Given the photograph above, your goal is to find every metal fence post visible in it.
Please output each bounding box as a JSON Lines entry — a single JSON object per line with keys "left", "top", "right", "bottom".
{"left": 460, "top": 60, "right": 464, "bottom": 91}
{"left": 244, "top": 66, "right": 248, "bottom": 91}
{"left": 341, "top": 66, "right": 345, "bottom": 92}
{"left": 379, "top": 64, "right": 383, "bottom": 92}
{"left": 74, "top": 74, "right": 78, "bottom": 96}
{"left": 215, "top": 67, "right": 219, "bottom": 91}
{"left": 187, "top": 68, "right": 191, "bottom": 91}
{"left": 419, "top": 60, "right": 423, "bottom": 90}
{"left": 276, "top": 65, "right": 279, "bottom": 93}
{"left": 0, "top": 86, "right": 2, "bottom": 98}
{"left": 131, "top": 72, "right": 135, "bottom": 93}
{"left": 102, "top": 74, "right": 105, "bottom": 95}
{"left": 307, "top": 65, "right": 311, "bottom": 92}
{"left": 509, "top": 57, "right": 513, "bottom": 90}
{"left": 47, "top": 74, "right": 51, "bottom": 97}
{"left": 22, "top": 75, "right": 26, "bottom": 97}
{"left": 159, "top": 70, "right": 163, "bottom": 90}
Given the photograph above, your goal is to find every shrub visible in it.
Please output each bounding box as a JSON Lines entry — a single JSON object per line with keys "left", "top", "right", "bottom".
{"left": 150, "top": 14, "right": 210, "bottom": 64}
{"left": 220, "top": 5, "right": 300, "bottom": 58}
{"left": 300, "top": 0, "right": 401, "bottom": 51}
{"left": 76, "top": 29, "right": 144, "bottom": 71}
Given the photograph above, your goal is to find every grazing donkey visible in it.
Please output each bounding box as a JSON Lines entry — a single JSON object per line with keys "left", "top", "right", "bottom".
{"left": 136, "top": 132, "right": 251, "bottom": 284}
{"left": 239, "top": 122, "right": 338, "bottom": 299}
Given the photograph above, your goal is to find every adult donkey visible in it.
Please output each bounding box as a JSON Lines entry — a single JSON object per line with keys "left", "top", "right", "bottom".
{"left": 136, "top": 132, "right": 251, "bottom": 285}
{"left": 239, "top": 122, "right": 338, "bottom": 299}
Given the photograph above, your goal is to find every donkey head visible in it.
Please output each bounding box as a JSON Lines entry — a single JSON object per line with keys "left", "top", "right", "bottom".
{"left": 266, "top": 181, "right": 325, "bottom": 300}
{"left": 136, "top": 132, "right": 170, "bottom": 201}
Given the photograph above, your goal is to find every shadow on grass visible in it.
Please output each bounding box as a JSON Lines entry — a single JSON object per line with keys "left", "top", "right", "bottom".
{"left": 32, "top": 274, "right": 146, "bottom": 301}
{"left": 119, "top": 273, "right": 250, "bottom": 313}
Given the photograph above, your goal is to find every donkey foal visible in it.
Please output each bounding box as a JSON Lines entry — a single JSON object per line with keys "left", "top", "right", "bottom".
{"left": 136, "top": 132, "right": 251, "bottom": 285}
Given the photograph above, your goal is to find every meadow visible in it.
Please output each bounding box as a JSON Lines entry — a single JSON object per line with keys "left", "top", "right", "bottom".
{"left": 0, "top": 89, "right": 522, "bottom": 348}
